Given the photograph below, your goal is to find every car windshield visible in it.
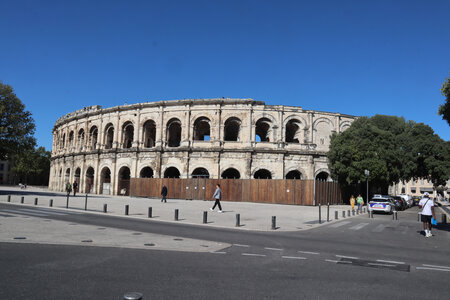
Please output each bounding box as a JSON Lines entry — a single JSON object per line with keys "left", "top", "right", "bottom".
{"left": 371, "top": 198, "right": 390, "bottom": 202}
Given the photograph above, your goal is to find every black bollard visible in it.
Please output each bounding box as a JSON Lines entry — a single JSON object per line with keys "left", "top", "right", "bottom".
{"left": 34, "top": 198, "right": 38, "bottom": 205}
{"left": 148, "top": 207, "right": 152, "bottom": 218}
{"left": 103, "top": 204, "right": 107, "bottom": 213}
{"left": 342, "top": 211, "right": 346, "bottom": 218}
{"left": 7, "top": 195, "right": 11, "bottom": 202}
{"left": 352, "top": 210, "right": 355, "bottom": 216}
{"left": 418, "top": 213, "right": 421, "bottom": 222}
{"left": 327, "top": 202, "right": 330, "bottom": 222}
{"left": 21, "top": 196, "right": 24, "bottom": 204}
{"left": 392, "top": 211, "right": 398, "bottom": 220}
{"left": 236, "top": 213, "right": 240, "bottom": 227}
{"left": 369, "top": 210, "right": 373, "bottom": 218}
{"left": 318, "top": 203, "right": 321, "bottom": 224}
{"left": 271, "top": 216, "right": 276, "bottom": 230}
{"left": 50, "top": 199, "right": 53, "bottom": 207}
{"left": 335, "top": 211, "right": 338, "bottom": 220}
{"left": 175, "top": 209, "right": 179, "bottom": 221}
{"left": 125, "top": 205, "right": 129, "bottom": 215}
{"left": 66, "top": 194, "right": 69, "bottom": 208}
{"left": 441, "top": 214, "right": 447, "bottom": 224}
{"left": 203, "top": 211, "right": 207, "bottom": 224}
{"left": 347, "top": 210, "right": 350, "bottom": 217}
{"left": 84, "top": 194, "right": 88, "bottom": 210}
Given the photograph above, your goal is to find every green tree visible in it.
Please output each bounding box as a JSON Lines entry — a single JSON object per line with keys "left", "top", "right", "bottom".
{"left": 328, "top": 115, "right": 450, "bottom": 191}
{"left": 438, "top": 76, "right": 450, "bottom": 125}
{"left": 0, "top": 82, "right": 36, "bottom": 159}
{"left": 13, "top": 147, "right": 51, "bottom": 185}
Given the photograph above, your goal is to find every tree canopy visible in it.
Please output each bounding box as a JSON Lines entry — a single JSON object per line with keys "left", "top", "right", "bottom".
{"left": 438, "top": 76, "right": 450, "bottom": 126}
{"left": 328, "top": 115, "right": 450, "bottom": 191}
{"left": 0, "top": 82, "right": 36, "bottom": 159}
{"left": 13, "top": 146, "right": 51, "bottom": 185}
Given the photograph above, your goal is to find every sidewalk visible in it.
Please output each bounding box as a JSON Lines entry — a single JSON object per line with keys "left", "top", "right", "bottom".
{"left": 0, "top": 186, "right": 362, "bottom": 232}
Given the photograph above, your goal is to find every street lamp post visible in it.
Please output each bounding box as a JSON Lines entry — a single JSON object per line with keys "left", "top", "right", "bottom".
{"left": 364, "top": 170, "right": 370, "bottom": 211}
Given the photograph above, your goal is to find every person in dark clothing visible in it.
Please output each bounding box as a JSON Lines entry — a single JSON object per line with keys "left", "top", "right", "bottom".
{"left": 161, "top": 185, "right": 168, "bottom": 203}
{"left": 210, "top": 184, "right": 223, "bottom": 213}
{"left": 73, "top": 181, "right": 78, "bottom": 196}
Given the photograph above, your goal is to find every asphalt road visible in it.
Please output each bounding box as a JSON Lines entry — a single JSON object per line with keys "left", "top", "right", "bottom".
{"left": 1, "top": 203, "right": 449, "bottom": 299}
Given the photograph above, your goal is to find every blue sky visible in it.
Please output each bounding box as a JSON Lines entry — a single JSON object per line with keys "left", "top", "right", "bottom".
{"left": 1, "top": 0, "right": 449, "bottom": 150}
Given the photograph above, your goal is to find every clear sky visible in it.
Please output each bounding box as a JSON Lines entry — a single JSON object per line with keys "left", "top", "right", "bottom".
{"left": 1, "top": 0, "right": 449, "bottom": 150}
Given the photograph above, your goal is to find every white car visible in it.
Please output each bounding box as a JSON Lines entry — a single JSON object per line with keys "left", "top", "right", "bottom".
{"left": 368, "top": 196, "right": 394, "bottom": 214}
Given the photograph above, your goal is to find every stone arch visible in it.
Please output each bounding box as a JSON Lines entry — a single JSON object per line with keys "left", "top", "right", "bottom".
{"left": 164, "top": 166, "right": 180, "bottom": 178}
{"left": 140, "top": 166, "right": 154, "bottom": 178}
{"left": 167, "top": 118, "right": 182, "bottom": 147}
{"left": 339, "top": 121, "right": 352, "bottom": 132}
{"left": 104, "top": 123, "right": 114, "bottom": 149}
{"left": 193, "top": 117, "right": 211, "bottom": 141}
{"left": 313, "top": 117, "right": 335, "bottom": 131}
{"left": 221, "top": 168, "right": 241, "bottom": 179}
{"left": 85, "top": 166, "right": 95, "bottom": 193}
{"left": 285, "top": 118, "right": 304, "bottom": 143}
{"left": 68, "top": 131, "right": 74, "bottom": 147}
{"left": 191, "top": 167, "right": 210, "bottom": 178}
{"left": 313, "top": 118, "right": 334, "bottom": 148}
{"left": 255, "top": 117, "right": 272, "bottom": 142}
{"left": 74, "top": 167, "right": 81, "bottom": 185}
{"left": 77, "top": 128, "right": 85, "bottom": 149}
{"left": 65, "top": 168, "right": 70, "bottom": 184}
{"left": 315, "top": 169, "right": 330, "bottom": 181}
{"left": 61, "top": 133, "right": 66, "bottom": 149}
{"left": 285, "top": 170, "right": 302, "bottom": 179}
{"left": 142, "top": 119, "right": 156, "bottom": 148}
{"left": 117, "top": 166, "right": 131, "bottom": 195}
{"left": 100, "top": 167, "right": 111, "bottom": 195}
{"left": 254, "top": 168, "right": 272, "bottom": 179}
{"left": 89, "top": 125, "right": 98, "bottom": 149}
{"left": 224, "top": 117, "right": 241, "bottom": 141}
{"left": 122, "top": 121, "right": 134, "bottom": 149}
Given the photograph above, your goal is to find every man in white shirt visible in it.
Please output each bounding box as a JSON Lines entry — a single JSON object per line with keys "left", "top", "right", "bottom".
{"left": 418, "top": 192, "right": 436, "bottom": 238}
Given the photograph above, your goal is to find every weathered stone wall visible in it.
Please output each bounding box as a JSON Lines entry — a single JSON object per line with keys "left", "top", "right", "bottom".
{"left": 49, "top": 98, "right": 356, "bottom": 195}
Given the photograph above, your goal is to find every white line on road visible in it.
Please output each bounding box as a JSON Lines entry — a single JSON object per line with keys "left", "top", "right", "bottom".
{"left": 212, "top": 252, "right": 227, "bottom": 254}
{"left": 422, "top": 264, "right": 450, "bottom": 270}
{"left": 326, "top": 259, "right": 352, "bottom": 264}
{"left": 2, "top": 209, "right": 48, "bottom": 217}
{"left": 336, "top": 255, "right": 358, "bottom": 259}
{"left": 376, "top": 260, "right": 405, "bottom": 265}
{"left": 233, "top": 244, "right": 250, "bottom": 248}
{"left": 242, "top": 253, "right": 266, "bottom": 257}
{"left": 264, "top": 247, "right": 283, "bottom": 251}
{"left": 330, "top": 221, "right": 351, "bottom": 228}
{"left": 368, "top": 263, "right": 395, "bottom": 267}
{"left": 282, "top": 256, "right": 307, "bottom": 260}
{"left": 349, "top": 223, "right": 369, "bottom": 230}
{"left": 416, "top": 267, "right": 450, "bottom": 272}
{"left": 325, "top": 259, "right": 339, "bottom": 263}
{"left": 298, "top": 251, "right": 320, "bottom": 255}
{"left": 372, "top": 224, "right": 386, "bottom": 233}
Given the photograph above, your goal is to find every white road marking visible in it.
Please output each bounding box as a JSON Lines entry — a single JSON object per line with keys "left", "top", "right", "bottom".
{"left": 242, "top": 253, "right": 266, "bottom": 257}
{"left": 376, "top": 260, "right": 405, "bottom": 265}
{"left": 368, "top": 263, "right": 395, "bottom": 267}
{"left": 372, "top": 224, "right": 386, "bottom": 232}
{"left": 264, "top": 247, "right": 283, "bottom": 251}
{"left": 325, "top": 259, "right": 339, "bottom": 263}
{"left": 212, "top": 252, "right": 227, "bottom": 254}
{"left": 330, "top": 221, "right": 351, "bottom": 228}
{"left": 349, "top": 223, "right": 369, "bottom": 230}
{"left": 298, "top": 251, "right": 320, "bottom": 255}
{"left": 282, "top": 256, "right": 307, "bottom": 260}
{"left": 336, "top": 255, "right": 358, "bottom": 259}
{"left": 2, "top": 209, "right": 47, "bottom": 217}
{"left": 422, "top": 264, "right": 450, "bottom": 270}
{"left": 233, "top": 244, "right": 250, "bottom": 248}
{"left": 416, "top": 267, "right": 450, "bottom": 272}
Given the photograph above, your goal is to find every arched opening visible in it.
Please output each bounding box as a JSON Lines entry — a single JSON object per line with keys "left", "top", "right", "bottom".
{"left": 285, "top": 170, "right": 302, "bottom": 179}
{"left": 89, "top": 126, "right": 98, "bottom": 149}
{"left": 191, "top": 167, "right": 209, "bottom": 178}
{"left": 118, "top": 166, "right": 131, "bottom": 195}
{"left": 77, "top": 129, "right": 85, "bottom": 149}
{"left": 193, "top": 117, "right": 211, "bottom": 141}
{"left": 104, "top": 124, "right": 114, "bottom": 149}
{"left": 254, "top": 169, "right": 272, "bottom": 179}
{"left": 167, "top": 118, "right": 182, "bottom": 147}
{"left": 315, "top": 171, "right": 329, "bottom": 181}
{"left": 65, "top": 168, "right": 70, "bottom": 184}
{"left": 85, "top": 167, "right": 95, "bottom": 193}
{"left": 61, "top": 133, "right": 66, "bottom": 149}
{"left": 122, "top": 122, "right": 134, "bottom": 149}
{"left": 224, "top": 117, "right": 241, "bottom": 141}
{"left": 59, "top": 168, "right": 62, "bottom": 190}
{"left": 140, "top": 167, "right": 154, "bottom": 178}
{"left": 164, "top": 167, "right": 180, "bottom": 178}
{"left": 255, "top": 118, "right": 271, "bottom": 142}
{"left": 74, "top": 168, "right": 81, "bottom": 186}
{"left": 285, "top": 119, "right": 301, "bottom": 143}
{"left": 68, "top": 131, "right": 74, "bottom": 147}
{"left": 142, "top": 120, "right": 156, "bottom": 148}
{"left": 100, "top": 167, "right": 111, "bottom": 195}
{"left": 221, "top": 168, "right": 241, "bottom": 179}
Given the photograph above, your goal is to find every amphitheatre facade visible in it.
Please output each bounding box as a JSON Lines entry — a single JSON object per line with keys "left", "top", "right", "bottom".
{"left": 49, "top": 98, "right": 356, "bottom": 195}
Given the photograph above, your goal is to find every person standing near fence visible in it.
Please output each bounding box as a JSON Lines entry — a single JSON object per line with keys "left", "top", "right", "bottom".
{"left": 210, "top": 184, "right": 223, "bottom": 213}
{"left": 356, "top": 194, "right": 364, "bottom": 210}
{"left": 66, "top": 182, "right": 72, "bottom": 196}
{"left": 161, "top": 185, "right": 168, "bottom": 203}
{"left": 350, "top": 195, "right": 356, "bottom": 211}
{"left": 73, "top": 181, "right": 78, "bottom": 196}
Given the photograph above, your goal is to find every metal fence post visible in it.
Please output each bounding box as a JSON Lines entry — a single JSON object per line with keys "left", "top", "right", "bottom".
{"left": 148, "top": 207, "right": 152, "bottom": 218}
{"left": 335, "top": 211, "right": 338, "bottom": 220}
{"left": 175, "top": 209, "right": 179, "bottom": 221}
{"left": 7, "top": 195, "right": 11, "bottom": 202}
{"left": 21, "top": 196, "right": 24, "bottom": 204}
{"left": 203, "top": 211, "right": 207, "bottom": 224}
{"left": 327, "top": 202, "right": 330, "bottom": 222}
{"left": 66, "top": 194, "right": 69, "bottom": 208}
{"left": 125, "top": 205, "right": 129, "bottom": 215}
{"left": 103, "top": 204, "right": 107, "bottom": 213}
{"left": 236, "top": 213, "right": 240, "bottom": 227}
{"left": 271, "top": 216, "right": 276, "bottom": 230}
{"left": 84, "top": 194, "right": 88, "bottom": 210}
{"left": 34, "top": 198, "right": 38, "bottom": 205}
{"left": 50, "top": 199, "right": 53, "bottom": 207}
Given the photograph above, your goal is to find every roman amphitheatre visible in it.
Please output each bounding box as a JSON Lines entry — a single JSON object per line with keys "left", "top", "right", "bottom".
{"left": 49, "top": 98, "right": 356, "bottom": 196}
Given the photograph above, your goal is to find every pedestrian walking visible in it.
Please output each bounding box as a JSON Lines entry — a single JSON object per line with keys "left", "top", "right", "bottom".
{"left": 73, "top": 181, "right": 78, "bottom": 196}
{"left": 350, "top": 195, "right": 356, "bottom": 211}
{"left": 418, "top": 192, "right": 436, "bottom": 238}
{"left": 210, "top": 184, "right": 223, "bottom": 213}
{"left": 161, "top": 185, "right": 168, "bottom": 203}
{"left": 356, "top": 194, "right": 364, "bottom": 211}
{"left": 65, "top": 182, "right": 72, "bottom": 196}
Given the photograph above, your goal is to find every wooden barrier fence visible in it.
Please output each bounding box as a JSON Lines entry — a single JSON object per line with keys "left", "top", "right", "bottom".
{"left": 130, "top": 178, "right": 343, "bottom": 206}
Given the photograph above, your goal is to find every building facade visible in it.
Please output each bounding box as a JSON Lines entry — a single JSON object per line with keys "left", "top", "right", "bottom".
{"left": 49, "top": 98, "right": 356, "bottom": 195}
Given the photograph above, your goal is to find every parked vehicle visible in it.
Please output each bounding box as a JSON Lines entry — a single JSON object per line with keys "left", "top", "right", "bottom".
{"left": 399, "top": 194, "right": 413, "bottom": 208}
{"left": 392, "top": 196, "right": 406, "bottom": 210}
{"left": 368, "top": 195, "right": 395, "bottom": 214}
